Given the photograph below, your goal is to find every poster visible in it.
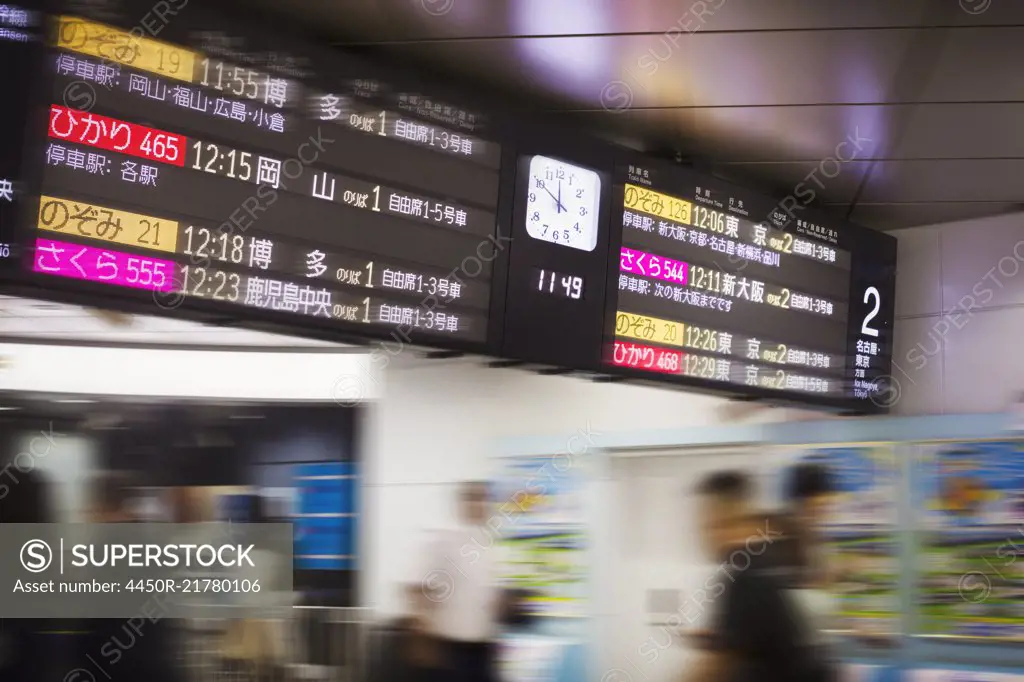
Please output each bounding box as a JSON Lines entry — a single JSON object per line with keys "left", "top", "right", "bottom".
{"left": 916, "top": 440, "right": 1024, "bottom": 641}
{"left": 492, "top": 455, "right": 588, "bottom": 619}
{"left": 800, "top": 445, "right": 900, "bottom": 637}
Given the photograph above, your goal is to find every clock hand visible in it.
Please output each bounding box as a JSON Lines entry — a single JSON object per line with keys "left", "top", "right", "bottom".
{"left": 540, "top": 184, "right": 561, "bottom": 210}
{"left": 557, "top": 180, "right": 564, "bottom": 213}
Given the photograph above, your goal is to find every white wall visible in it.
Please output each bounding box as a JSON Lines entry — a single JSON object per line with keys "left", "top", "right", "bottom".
{"left": 0, "top": 343, "right": 379, "bottom": 401}
{"left": 603, "top": 449, "right": 776, "bottom": 682}
{"left": 891, "top": 211, "right": 1024, "bottom": 415}
{"left": 362, "top": 356, "right": 792, "bottom": 616}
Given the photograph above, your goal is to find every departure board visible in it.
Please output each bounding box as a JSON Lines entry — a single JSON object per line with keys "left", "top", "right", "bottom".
{"left": 603, "top": 160, "right": 897, "bottom": 409}
{"left": 4, "top": 1, "right": 898, "bottom": 412}
{"left": 11, "top": 1, "right": 503, "bottom": 351}
{"left": 0, "top": 4, "right": 40, "bottom": 271}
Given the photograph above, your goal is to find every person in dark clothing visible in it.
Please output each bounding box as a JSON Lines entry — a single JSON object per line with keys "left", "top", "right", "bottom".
{"left": 682, "top": 511, "right": 803, "bottom": 652}
{"left": 0, "top": 468, "right": 64, "bottom": 680}
{"left": 785, "top": 462, "right": 838, "bottom": 585}
{"left": 784, "top": 462, "right": 845, "bottom": 670}
{"left": 685, "top": 470, "right": 824, "bottom": 682}
{"left": 73, "top": 472, "right": 184, "bottom": 682}
{"left": 769, "top": 513, "right": 812, "bottom": 582}
{"left": 367, "top": 584, "right": 445, "bottom": 682}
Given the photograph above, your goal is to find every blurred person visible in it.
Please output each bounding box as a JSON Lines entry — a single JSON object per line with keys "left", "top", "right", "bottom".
{"left": 220, "top": 494, "right": 289, "bottom": 679}
{"left": 405, "top": 583, "right": 445, "bottom": 675}
{"left": 74, "top": 471, "right": 184, "bottom": 682}
{"left": 685, "top": 470, "right": 825, "bottom": 682}
{"left": 418, "top": 480, "right": 502, "bottom": 682}
{"left": 679, "top": 512, "right": 798, "bottom": 654}
{"left": 774, "top": 510, "right": 839, "bottom": 677}
{"left": 368, "top": 584, "right": 445, "bottom": 682}
{"left": 784, "top": 462, "right": 850, "bottom": 665}
{"left": 0, "top": 468, "right": 65, "bottom": 679}
{"left": 785, "top": 462, "right": 839, "bottom": 586}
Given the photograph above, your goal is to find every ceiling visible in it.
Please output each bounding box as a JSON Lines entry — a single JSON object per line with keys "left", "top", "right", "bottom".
{"left": 235, "top": 0, "right": 1024, "bottom": 231}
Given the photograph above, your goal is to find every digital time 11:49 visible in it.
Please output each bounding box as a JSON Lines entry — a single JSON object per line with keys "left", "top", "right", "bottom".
{"left": 532, "top": 267, "right": 583, "bottom": 300}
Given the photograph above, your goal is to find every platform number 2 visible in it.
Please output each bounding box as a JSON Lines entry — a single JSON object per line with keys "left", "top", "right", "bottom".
{"left": 861, "top": 286, "right": 881, "bottom": 337}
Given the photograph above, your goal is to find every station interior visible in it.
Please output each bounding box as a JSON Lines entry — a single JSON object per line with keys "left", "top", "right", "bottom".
{"left": 4, "top": 1, "right": 1024, "bottom": 681}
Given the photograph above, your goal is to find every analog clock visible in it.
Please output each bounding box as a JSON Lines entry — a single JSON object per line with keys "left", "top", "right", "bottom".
{"left": 525, "top": 155, "right": 601, "bottom": 252}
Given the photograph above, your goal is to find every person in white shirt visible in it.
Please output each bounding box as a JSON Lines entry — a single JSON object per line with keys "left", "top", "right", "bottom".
{"left": 419, "top": 481, "right": 503, "bottom": 682}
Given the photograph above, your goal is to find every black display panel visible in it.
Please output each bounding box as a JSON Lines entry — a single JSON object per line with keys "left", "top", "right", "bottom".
{"left": 4, "top": 0, "right": 898, "bottom": 412}
{"left": 602, "top": 159, "right": 897, "bottom": 411}
{"left": 8, "top": 0, "right": 507, "bottom": 353}
{"left": 0, "top": 4, "right": 43, "bottom": 273}
{"left": 500, "top": 135, "right": 618, "bottom": 370}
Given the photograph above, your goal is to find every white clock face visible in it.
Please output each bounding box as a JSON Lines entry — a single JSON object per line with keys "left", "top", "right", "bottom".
{"left": 525, "top": 155, "right": 601, "bottom": 252}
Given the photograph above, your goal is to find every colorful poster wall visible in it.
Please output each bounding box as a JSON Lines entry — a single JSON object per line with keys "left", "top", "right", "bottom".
{"left": 916, "top": 440, "right": 1024, "bottom": 641}
{"left": 492, "top": 454, "right": 588, "bottom": 619}
{"left": 800, "top": 445, "right": 900, "bottom": 637}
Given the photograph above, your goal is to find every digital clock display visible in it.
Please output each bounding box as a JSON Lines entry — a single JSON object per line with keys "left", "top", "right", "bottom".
{"left": 531, "top": 267, "right": 583, "bottom": 300}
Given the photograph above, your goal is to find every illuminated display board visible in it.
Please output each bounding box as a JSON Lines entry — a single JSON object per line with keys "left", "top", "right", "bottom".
{"left": 6, "top": 1, "right": 896, "bottom": 411}
{"left": 0, "top": 5, "right": 41, "bottom": 268}
{"left": 11, "top": 4, "right": 502, "bottom": 351}
{"left": 603, "top": 160, "right": 896, "bottom": 407}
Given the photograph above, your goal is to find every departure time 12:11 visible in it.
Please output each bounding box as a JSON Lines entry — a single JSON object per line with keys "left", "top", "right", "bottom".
{"left": 532, "top": 267, "right": 583, "bottom": 300}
